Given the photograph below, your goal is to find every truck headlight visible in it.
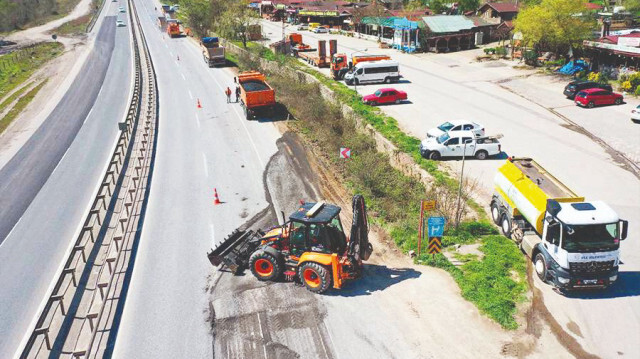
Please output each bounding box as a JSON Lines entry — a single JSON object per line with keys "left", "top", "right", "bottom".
{"left": 558, "top": 277, "right": 570, "bottom": 284}
{"left": 609, "top": 275, "right": 617, "bottom": 282}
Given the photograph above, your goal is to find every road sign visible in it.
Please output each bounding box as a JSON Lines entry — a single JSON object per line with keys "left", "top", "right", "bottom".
{"left": 428, "top": 237, "right": 442, "bottom": 254}
{"left": 427, "top": 216, "right": 445, "bottom": 237}
{"left": 340, "top": 147, "right": 351, "bottom": 159}
{"left": 422, "top": 200, "right": 436, "bottom": 211}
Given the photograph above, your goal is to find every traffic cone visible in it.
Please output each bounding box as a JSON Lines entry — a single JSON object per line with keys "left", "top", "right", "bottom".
{"left": 214, "top": 188, "right": 222, "bottom": 205}
{"left": 197, "top": 99, "right": 202, "bottom": 109}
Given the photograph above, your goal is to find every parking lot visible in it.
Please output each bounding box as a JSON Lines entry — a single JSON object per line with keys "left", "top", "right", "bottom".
{"left": 261, "top": 19, "right": 640, "bottom": 359}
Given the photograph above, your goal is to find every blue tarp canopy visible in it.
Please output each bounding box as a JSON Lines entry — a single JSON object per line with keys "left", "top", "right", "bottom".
{"left": 393, "top": 18, "right": 418, "bottom": 30}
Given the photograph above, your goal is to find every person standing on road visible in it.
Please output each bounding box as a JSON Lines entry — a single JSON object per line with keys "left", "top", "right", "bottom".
{"left": 235, "top": 85, "right": 241, "bottom": 103}
{"left": 225, "top": 87, "right": 231, "bottom": 103}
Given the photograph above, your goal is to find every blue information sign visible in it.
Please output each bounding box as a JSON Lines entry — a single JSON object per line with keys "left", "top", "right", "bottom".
{"left": 427, "top": 217, "right": 446, "bottom": 237}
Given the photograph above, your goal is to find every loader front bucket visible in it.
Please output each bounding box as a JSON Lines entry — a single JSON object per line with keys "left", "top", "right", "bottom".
{"left": 207, "top": 229, "right": 263, "bottom": 274}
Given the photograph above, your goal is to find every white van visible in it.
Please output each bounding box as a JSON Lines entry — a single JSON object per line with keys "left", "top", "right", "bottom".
{"left": 344, "top": 60, "right": 401, "bottom": 85}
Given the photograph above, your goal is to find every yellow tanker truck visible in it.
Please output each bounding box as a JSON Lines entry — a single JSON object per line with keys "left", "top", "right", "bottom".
{"left": 491, "top": 157, "right": 628, "bottom": 290}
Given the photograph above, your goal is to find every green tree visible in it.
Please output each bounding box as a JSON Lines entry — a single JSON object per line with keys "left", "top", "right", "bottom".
{"left": 428, "top": 0, "right": 447, "bottom": 14}
{"left": 459, "top": 0, "right": 480, "bottom": 13}
{"left": 624, "top": 0, "right": 640, "bottom": 13}
{"left": 178, "top": 0, "right": 211, "bottom": 36}
{"left": 215, "top": 0, "right": 259, "bottom": 48}
{"left": 514, "top": 0, "right": 596, "bottom": 54}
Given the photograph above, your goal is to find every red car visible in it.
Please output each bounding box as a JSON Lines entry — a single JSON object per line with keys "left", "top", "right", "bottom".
{"left": 574, "top": 88, "right": 623, "bottom": 108}
{"left": 362, "top": 88, "right": 407, "bottom": 106}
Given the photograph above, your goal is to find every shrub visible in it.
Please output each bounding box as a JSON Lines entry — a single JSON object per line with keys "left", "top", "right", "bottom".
{"left": 588, "top": 72, "right": 600, "bottom": 82}
{"left": 621, "top": 80, "right": 632, "bottom": 91}
{"left": 635, "top": 86, "right": 640, "bottom": 96}
{"left": 629, "top": 72, "right": 640, "bottom": 89}
{"left": 484, "top": 47, "right": 495, "bottom": 54}
{"left": 495, "top": 46, "right": 507, "bottom": 57}
{"left": 523, "top": 50, "right": 538, "bottom": 66}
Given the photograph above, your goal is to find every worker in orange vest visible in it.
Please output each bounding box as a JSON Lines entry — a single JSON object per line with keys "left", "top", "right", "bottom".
{"left": 225, "top": 87, "right": 231, "bottom": 103}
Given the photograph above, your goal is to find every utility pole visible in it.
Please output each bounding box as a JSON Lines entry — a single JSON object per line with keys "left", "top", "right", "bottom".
{"left": 455, "top": 139, "right": 473, "bottom": 229}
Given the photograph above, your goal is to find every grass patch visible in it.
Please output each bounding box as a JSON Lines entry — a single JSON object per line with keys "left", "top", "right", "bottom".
{"left": 51, "top": 14, "right": 92, "bottom": 36}
{"left": 226, "top": 40, "right": 527, "bottom": 329}
{"left": 418, "top": 235, "right": 527, "bottom": 329}
{"left": 0, "top": 42, "right": 64, "bottom": 100}
{"left": 0, "top": 82, "right": 33, "bottom": 114}
{"left": 0, "top": 80, "right": 47, "bottom": 134}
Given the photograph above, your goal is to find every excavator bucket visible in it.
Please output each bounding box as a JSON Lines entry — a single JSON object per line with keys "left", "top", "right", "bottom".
{"left": 207, "top": 229, "right": 264, "bottom": 274}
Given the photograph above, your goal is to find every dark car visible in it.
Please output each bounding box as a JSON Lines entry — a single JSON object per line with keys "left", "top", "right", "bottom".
{"left": 564, "top": 80, "right": 612, "bottom": 99}
{"left": 574, "top": 88, "right": 623, "bottom": 108}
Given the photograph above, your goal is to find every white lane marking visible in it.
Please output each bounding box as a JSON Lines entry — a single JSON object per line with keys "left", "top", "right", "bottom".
{"left": 256, "top": 312, "right": 268, "bottom": 359}
{"left": 174, "top": 60, "right": 179, "bottom": 66}
{"left": 181, "top": 73, "right": 186, "bottom": 80}
{"left": 202, "top": 152, "right": 209, "bottom": 177}
{"left": 164, "top": 42, "right": 168, "bottom": 48}
{"left": 188, "top": 90, "right": 193, "bottom": 100}
{"left": 195, "top": 113, "right": 201, "bottom": 128}
{"left": 169, "top": 51, "right": 174, "bottom": 57}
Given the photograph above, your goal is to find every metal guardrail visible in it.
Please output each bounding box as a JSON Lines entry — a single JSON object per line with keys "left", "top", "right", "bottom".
{"left": 19, "top": 0, "right": 158, "bottom": 357}
{"left": 86, "top": 0, "right": 108, "bottom": 33}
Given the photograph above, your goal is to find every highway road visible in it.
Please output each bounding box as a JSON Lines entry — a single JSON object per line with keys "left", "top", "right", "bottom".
{"left": 0, "top": 2, "right": 132, "bottom": 357}
{"left": 262, "top": 20, "right": 640, "bottom": 359}
{"left": 109, "top": 0, "right": 281, "bottom": 357}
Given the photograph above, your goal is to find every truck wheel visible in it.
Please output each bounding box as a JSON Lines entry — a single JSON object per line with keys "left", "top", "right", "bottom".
{"left": 475, "top": 150, "right": 488, "bottom": 160}
{"left": 501, "top": 214, "right": 512, "bottom": 238}
{"left": 384, "top": 77, "right": 391, "bottom": 84}
{"left": 428, "top": 151, "right": 441, "bottom": 160}
{"left": 249, "top": 251, "right": 282, "bottom": 281}
{"left": 534, "top": 253, "right": 548, "bottom": 282}
{"left": 490, "top": 202, "right": 501, "bottom": 225}
{"left": 299, "top": 262, "right": 331, "bottom": 293}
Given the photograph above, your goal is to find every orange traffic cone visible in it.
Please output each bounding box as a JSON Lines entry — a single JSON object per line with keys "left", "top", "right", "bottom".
{"left": 197, "top": 99, "right": 202, "bottom": 109}
{"left": 214, "top": 188, "right": 222, "bottom": 205}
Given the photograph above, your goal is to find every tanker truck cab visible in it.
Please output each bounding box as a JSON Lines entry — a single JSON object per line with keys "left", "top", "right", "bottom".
{"left": 492, "top": 157, "right": 628, "bottom": 290}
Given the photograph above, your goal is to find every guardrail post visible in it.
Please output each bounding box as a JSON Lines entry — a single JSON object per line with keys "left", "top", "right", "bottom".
{"left": 74, "top": 244, "right": 87, "bottom": 263}
{"left": 34, "top": 327, "right": 52, "bottom": 350}
{"left": 89, "top": 209, "right": 101, "bottom": 226}
{"left": 97, "top": 282, "right": 108, "bottom": 299}
{"left": 87, "top": 312, "right": 99, "bottom": 331}
{"left": 52, "top": 295, "right": 66, "bottom": 316}
{"left": 63, "top": 267, "right": 77, "bottom": 287}
{"left": 83, "top": 225, "right": 95, "bottom": 243}
{"left": 106, "top": 257, "right": 116, "bottom": 274}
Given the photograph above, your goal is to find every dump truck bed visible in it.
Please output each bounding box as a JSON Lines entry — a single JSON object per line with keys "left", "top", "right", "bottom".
{"left": 238, "top": 72, "right": 275, "bottom": 109}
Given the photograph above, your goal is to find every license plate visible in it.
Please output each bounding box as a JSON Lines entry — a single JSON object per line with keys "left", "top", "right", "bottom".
{"left": 583, "top": 279, "right": 598, "bottom": 285}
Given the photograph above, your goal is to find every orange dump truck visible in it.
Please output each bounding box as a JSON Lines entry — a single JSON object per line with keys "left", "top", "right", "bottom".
{"left": 166, "top": 20, "right": 180, "bottom": 38}
{"left": 289, "top": 33, "right": 315, "bottom": 52}
{"left": 238, "top": 71, "right": 276, "bottom": 120}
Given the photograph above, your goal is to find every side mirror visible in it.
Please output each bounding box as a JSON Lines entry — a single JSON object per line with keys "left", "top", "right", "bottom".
{"left": 546, "top": 199, "right": 561, "bottom": 217}
{"left": 619, "top": 219, "right": 628, "bottom": 240}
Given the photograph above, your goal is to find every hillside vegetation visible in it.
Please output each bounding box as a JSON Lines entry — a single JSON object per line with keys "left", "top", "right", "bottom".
{"left": 0, "top": 0, "right": 81, "bottom": 32}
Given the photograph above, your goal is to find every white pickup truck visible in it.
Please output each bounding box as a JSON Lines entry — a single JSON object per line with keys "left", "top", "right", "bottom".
{"left": 419, "top": 131, "right": 502, "bottom": 160}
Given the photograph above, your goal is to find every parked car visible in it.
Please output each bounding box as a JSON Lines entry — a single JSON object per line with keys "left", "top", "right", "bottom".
{"left": 419, "top": 131, "right": 501, "bottom": 160}
{"left": 297, "top": 24, "right": 309, "bottom": 31}
{"left": 574, "top": 88, "right": 623, "bottom": 108}
{"left": 116, "top": 20, "right": 126, "bottom": 27}
{"left": 563, "top": 80, "right": 612, "bottom": 99}
{"left": 426, "top": 120, "right": 484, "bottom": 138}
{"left": 362, "top": 88, "right": 407, "bottom": 105}
{"left": 632, "top": 105, "right": 640, "bottom": 122}
{"left": 312, "top": 26, "right": 329, "bottom": 34}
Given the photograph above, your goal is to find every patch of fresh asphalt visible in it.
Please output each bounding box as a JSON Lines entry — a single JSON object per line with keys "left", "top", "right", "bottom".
{"left": 0, "top": 17, "right": 117, "bottom": 243}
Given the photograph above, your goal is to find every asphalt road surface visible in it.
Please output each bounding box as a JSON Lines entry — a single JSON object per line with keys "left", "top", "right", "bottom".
{"left": 262, "top": 21, "right": 640, "bottom": 359}
{"left": 0, "top": 6, "right": 132, "bottom": 358}
{"left": 109, "top": 0, "right": 281, "bottom": 357}
{"left": 0, "top": 19, "right": 115, "bottom": 242}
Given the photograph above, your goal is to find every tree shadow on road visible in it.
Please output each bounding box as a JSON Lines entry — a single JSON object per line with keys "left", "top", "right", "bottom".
{"left": 561, "top": 271, "right": 640, "bottom": 299}
{"left": 327, "top": 264, "right": 421, "bottom": 297}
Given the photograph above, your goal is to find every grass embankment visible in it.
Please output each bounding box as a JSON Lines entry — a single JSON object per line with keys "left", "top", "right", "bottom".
{"left": 227, "top": 42, "right": 527, "bottom": 328}
{"left": 51, "top": 14, "right": 92, "bottom": 36}
{"left": 0, "top": 80, "right": 48, "bottom": 133}
{"left": 0, "top": 42, "right": 63, "bottom": 100}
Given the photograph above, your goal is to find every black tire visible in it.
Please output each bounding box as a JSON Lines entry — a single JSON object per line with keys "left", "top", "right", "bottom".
{"left": 587, "top": 101, "right": 595, "bottom": 108}
{"left": 428, "top": 151, "right": 441, "bottom": 160}
{"left": 384, "top": 77, "right": 391, "bottom": 84}
{"left": 249, "top": 251, "right": 282, "bottom": 281}
{"left": 615, "top": 98, "right": 622, "bottom": 105}
{"left": 534, "top": 252, "right": 548, "bottom": 282}
{"left": 501, "top": 214, "right": 512, "bottom": 238}
{"left": 394, "top": 99, "right": 400, "bottom": 104}
{"left": 299, "top": 262, "right": 331, "bottom": 293}
{"left": 490, "top": 202, "right": 501, "bottom": 225}
{"left": 475, "top": 150, "right": 488, "bottom": 160}
{"left": 369, "top": 101, "right": 377, "bottom": 106}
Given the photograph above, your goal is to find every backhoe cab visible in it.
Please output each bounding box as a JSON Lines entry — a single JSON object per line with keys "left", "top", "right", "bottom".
{"left": 208, "top": 195, "right": 372, "bottom": 293}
